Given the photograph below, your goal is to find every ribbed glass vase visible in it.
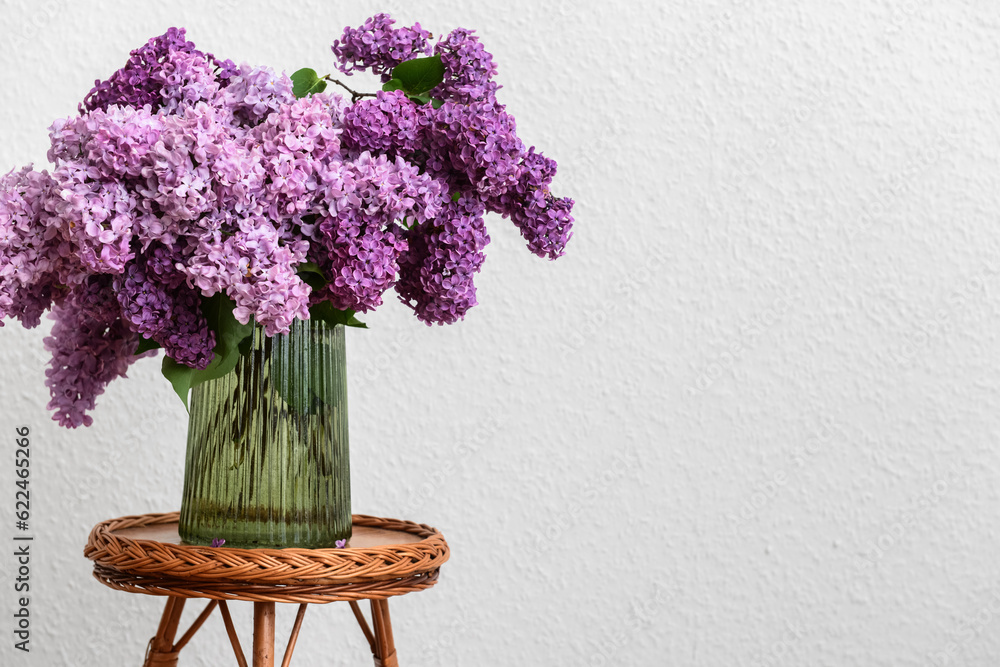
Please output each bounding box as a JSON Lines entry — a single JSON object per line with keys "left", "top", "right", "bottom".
{"left": 179, "top": 319, "right": 351, "bottom": 548}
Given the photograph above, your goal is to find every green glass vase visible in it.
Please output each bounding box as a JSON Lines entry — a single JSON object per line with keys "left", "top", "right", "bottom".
{"left": 179, "top": 319, "right": 351, "bottom": 548}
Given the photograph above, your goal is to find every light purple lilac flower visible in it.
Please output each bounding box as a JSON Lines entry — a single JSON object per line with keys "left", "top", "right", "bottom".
{"left": 0, "top": 167, "right": 64, "bottom": 328}
{"left": 44, "top": 276, "right": 147, "bottom": 428}
{"left": 48, "top": 161, "right": 137, "bottom": 274}
{"left": 217, "top": 64, "right": 296, "bottom": 127}
{"left": 135, "top": 104, "right": 225, "bottom": 223}
{"left": 253, "top": 92, "right": 347, "bottom": 221}
{"left": 156, "top": 50, "right": 222, "bottom": 113}
{"left": 82, "top": 106, "right": 165, "bottom": 181}
{"left": 181, "top": 213, "right": 311, "bottom": 336}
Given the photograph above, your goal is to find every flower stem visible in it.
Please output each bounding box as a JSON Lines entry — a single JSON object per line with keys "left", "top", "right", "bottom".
{"left": 323, "top": 75, "right": 376, "bottom": 103}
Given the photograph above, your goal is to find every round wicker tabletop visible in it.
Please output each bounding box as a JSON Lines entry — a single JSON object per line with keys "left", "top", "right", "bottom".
{"left": 84, "top": 512, "right": 450, "bottom": 604}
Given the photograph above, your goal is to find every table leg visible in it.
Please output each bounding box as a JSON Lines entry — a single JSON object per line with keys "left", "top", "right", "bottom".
{"left": 253, "top": 601, "right": 276, "bottom": 667}
{"left": 279, "top": 604, "right": 309, "bottom": 667}
{"left": 144, "top": 597, "right": 185, "bottom": 667}
{"left": 370, "top": 599, "right": 398, "bottom": 667}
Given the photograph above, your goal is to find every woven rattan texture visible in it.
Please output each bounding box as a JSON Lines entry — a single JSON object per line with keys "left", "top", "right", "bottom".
{"left": 84, "top": 512, "right": 449, "bottom": 595}
{"left": 92, "top": 565, "right": 442, "bottom": 603}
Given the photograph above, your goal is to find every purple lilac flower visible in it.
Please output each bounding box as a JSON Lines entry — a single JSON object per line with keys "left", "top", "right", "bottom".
{"left": 216, "top": 64, "right": 296, "bottom": 127}
{"left": 0, "top": 17, "right": 575, "bottom": 428}
{"left": 209, "top": 136, "right": 266, "bottom": 220}
{"left": 181, "top": 213, "right": 311, "bottom": 336}
{"left": 47, "top": 161, "right": 137, "bottom": 274}
{"left": 144, "top": 243, "right": 188, "bottom": 289}
{"left": 432, "top": 28, "right": 499, "bottom": 104}
{"left": 341, "top": 90, "right": 421, "bottom": 158}
{"left": 0, "top": 167, "right": 64, "bottom": 327}
{"left": 48, "top": 114, "right": 93, "bottom": 165}
{"left": 113, "top": 253, "right": 215, "bottom": 369}
{"left": 44, "top": 276, "right": 146, "bottom": 428}
{"left": 311, "top": 153, "right": 446, "bottom": 313}
{"left": 334, "top": 539, "right": 346, "bottom": 548}
{"left": 211, "top": 537, "right": 225, "bottom": 547}
{"left": 156, "top": 50, "right": 222, "bottom": 113}
{"left": 332, "top": 13, "right": 432, "bottom": 82}
{"left": 49, "top": 106, "right": 166, "bottom": 184}
{"left": 421, "top": 99, "right": 523, "bottom": 198}
{"left": 509, "top": 193, "right": 574, "bottom": 260}
{"left": 491, "top": 148, "right": 574, "bottom": 259}
{"left": 136, "top": 105, "right": 221, "bottom": 223}
{"left": 81, "top": 27, "right": 235, "bottom": 114}
{"left": 395, "top": 195, "right": 490, "bottom": 325}
{"left": 253, "top": 92, "right": 347, "bottom": 221}
{"left": 171, "top": 101, "right": 265, "bottom": 219}
{"left": 225, "top": 216, "right": 312, "bottom": 336}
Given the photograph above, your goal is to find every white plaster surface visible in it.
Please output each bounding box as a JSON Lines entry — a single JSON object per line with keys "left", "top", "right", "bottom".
{"left": 1, "top": 0, "right": 1000, "bottom": 665}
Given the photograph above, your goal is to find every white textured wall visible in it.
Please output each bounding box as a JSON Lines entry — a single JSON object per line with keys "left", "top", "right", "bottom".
{"left": 2, "top": 1, "right": 999, "bottom": 665}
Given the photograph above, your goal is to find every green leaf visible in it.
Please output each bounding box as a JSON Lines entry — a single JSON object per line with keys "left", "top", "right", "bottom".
{"left": 161, "top": 293, "right": 256, "bottom": 409}
{"left": 297, "top": 262, "right": 328, "bottom": 291}
{"left": 290, "top": 68, "right": 327, "bottom": 98}
{"left": 202, "top": 293, "right": 256, "bottom": 364}
{"left": 431, "top": 98, "right": 444, "bottom": 110}
{"left": 162, "top": 357, "right": 196, "bottom": 411}
{"left": 237, "top": 335, "right": 253, "bottom": 357}
{"left": 451, "top": 191, "right": 462, "bottom": 203}
{"left": 192, "top": 339, "right": 245, "bottom": 385}
{"left": 384, "top": 78, "right": 441, "bottom": 105}
{"left": 310, "top": 301, "right": 367, "bottom": 329}
{"left": 162, "top": 347, "right": 248, "bottom": 410}
{"left": 136, "top": 336, "right": 161, "bottom": 355}
{"left": 390, "top": 55, "right": 445, "bottom": 95}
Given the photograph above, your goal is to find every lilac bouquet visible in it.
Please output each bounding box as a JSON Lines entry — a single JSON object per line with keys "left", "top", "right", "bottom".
{"left": 0, "top": 15, "right": 574, "bottom": 428}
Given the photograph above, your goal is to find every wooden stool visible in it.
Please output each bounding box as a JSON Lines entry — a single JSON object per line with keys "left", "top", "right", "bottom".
{"left": 84, "top": 512, "right": 450, "bottom": 667}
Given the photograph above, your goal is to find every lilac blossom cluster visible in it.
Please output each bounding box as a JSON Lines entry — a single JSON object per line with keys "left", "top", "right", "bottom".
{"left": 0, "top": 16, "right": 573, "bottom": 428}
{"left": 332, "top": 14, "right": 574, "bottom": 320}
{"left": 332, "top": 14, "right": 432, "bottom": 82}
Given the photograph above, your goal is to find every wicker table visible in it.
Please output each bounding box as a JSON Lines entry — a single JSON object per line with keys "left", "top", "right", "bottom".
{"left": 84, "top": 512, "right": 450, "bottom": 667}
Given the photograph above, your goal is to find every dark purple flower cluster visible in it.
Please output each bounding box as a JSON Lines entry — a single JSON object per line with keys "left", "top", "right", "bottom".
{"left": 491, "top": 148, "right": 574, "bottom": 259}
{"left": 311, "top": 153, "right": 444, "bottom": 313}
{"left": 82, "top": 27, "right": 236, "bottom": 113}
{"left": 333, "top": 19, "right": 574, "bottom": 321}
{"left": 332, "top": 14, "right": 432, "bottom": 82}
{"left": 341, "top": 90, "right": 421, "bottom": 157}
{"left": 396, "top": 195, "right": 490, "bottom": 325}
{"left": 433, "top": 28, "right": 499, "bottom": 103}
{"left": 422, "top": 99, "right": 524, "bottom": 197}
{"left": 1, "top": 17, "right": 574, "bottom": 427}
{"left": 113, "top": 252, "right": 215, "bottom": 368}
